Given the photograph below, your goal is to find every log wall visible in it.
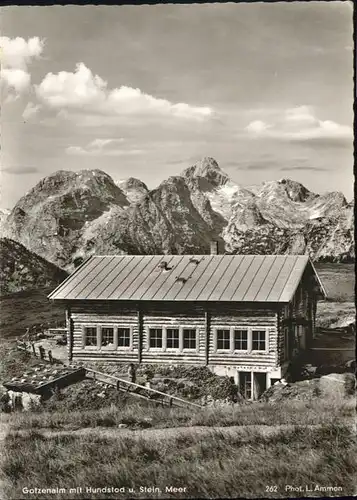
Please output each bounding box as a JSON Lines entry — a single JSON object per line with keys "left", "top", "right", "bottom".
{"left": 67, "top": 301, "right": 280, "bottom": 369}
{"left": 208, "top": 305, "right": 278, "bottom": 369}
{"left": 70, "top": 301, "right": 139, "bottom": 363}
{"left": 277, "top": 268, "right": 317, "bottom": 363}
{"left": 141, "top": 302, "right": 206, "bottom": 365}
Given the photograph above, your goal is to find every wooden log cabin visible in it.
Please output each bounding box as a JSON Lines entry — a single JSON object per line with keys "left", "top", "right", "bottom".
{"left": 48, "top": 248, "right": 326, "bottom": 400}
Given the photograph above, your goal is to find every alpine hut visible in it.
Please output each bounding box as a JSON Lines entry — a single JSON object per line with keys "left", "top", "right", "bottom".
{"left": 48, "top": 250, "right": 326, "bottom": 399}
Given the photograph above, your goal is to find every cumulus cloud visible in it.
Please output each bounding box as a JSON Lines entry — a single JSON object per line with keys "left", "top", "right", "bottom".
{"left": 36, "top": 62, "right": 214, "bottom": 123}
{"left": 1, "top": 68, "right": 30, "bottom": 93}
{"left": 284, "top": 105, "right": 318, "bottom": 126}
{"left": 65, "top": 138, "right": 143, "bottom": 157}
{"left": 0, "top": 36, "right": 44, "bottom": 95}
{"left": 88, "top": 138, "right": 125, "bottom": 150}
{"left": 0, "top": 36, "right": 44, "bottom": 69}
{"left": 245, "top": 120, "right": 270, "bottom": 134}
{"left": 22, "top": 101, "right": 41, "bottom": 120}
{"left": 245, "top": 105, "right": 352, "bottom": 143}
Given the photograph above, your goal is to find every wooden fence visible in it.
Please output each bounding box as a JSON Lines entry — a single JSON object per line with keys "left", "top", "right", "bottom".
{"left": 85, "top": 368, "right": 203, "bottom": 409}
{"left": 16, "top": 341, "right": 63, "bottom": 365}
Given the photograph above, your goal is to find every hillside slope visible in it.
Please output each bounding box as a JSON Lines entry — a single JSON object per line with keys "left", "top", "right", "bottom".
{"left": 0, "top": 238, "right": 68, "bottom": 295}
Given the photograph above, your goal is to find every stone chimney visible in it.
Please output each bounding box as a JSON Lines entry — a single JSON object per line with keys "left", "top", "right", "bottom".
{"left": 210, "top": 240, "right": 219, "bottom": 255}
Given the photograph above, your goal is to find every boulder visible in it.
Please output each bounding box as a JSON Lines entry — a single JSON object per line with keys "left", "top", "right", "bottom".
{"left": 319, "top": 373, "right": 356, "bottom": 398}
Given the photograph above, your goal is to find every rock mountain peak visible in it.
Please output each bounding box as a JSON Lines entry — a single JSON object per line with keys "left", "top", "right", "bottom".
{"left": 2, "top": 157, "right": 353, "bottom": 269}
{"left": 181, "top": 157, "right": 229, "bottom": 188}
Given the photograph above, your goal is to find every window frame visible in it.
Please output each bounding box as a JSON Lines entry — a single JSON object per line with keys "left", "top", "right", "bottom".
{"left": 145, "top": 325, "right": 199, "bottom": 352}
{"left": 82, "top": 325, "right": 99, "bottom": 349}
{"left": 166, "top": 327, "right": 180, "bottom": 351}
{"left": 100, "top": 325, "right": 116, "bottom": 350}
{"left": 147, "top": 326, "right": 164, "bottom": 351}
{"left": 233, "top": 328, "right": 249, "bottom": 353}
{"left": 182, "top": 327, "right": 199, "bottom": 352}
{"left": 214, "top": 328, "right": 232, "bottom": 353}
{"left": 82, "top": 325, "right": 133, "bottom": 351}
{"left": 251, "top": 328, "right": 268, "bottom": 353}
{"left": 117, "top": 326, "right": 133, "bottom": 351}
{"left": 213, "top": 326, "right": 269, "bottom": 354}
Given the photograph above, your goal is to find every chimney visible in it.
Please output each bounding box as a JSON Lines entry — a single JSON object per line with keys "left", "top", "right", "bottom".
{"left": 210, "top": 240, "right": 219, "bottom": 255}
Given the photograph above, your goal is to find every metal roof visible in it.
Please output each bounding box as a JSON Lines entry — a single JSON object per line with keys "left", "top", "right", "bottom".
{"left": 49, "top": 254, "right": 325, "bottom": 302}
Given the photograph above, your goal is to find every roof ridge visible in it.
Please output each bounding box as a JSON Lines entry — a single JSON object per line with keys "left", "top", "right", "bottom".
{"left": 87, "top": 254, "right": 309, "bottom": 258}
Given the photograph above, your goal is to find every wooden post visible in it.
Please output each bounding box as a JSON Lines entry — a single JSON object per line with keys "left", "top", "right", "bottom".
{"left": 48, "top": 350, "right": 53, "bottom": 364}
{"left": 66, "top": 307, "right": 73, "bottom": 361}
{"left": 205, "top": 310, "right": 210, "bottom": 366}
{"left": 31, "top": 342, "right": 36, "bottom": 357}
{"left": 38, "top": 345, "right": 45, "bottom": 360}
{"left": 251, "top": 371, "right": 254, "bottom": 401}
{"left": 137, "top": 305, "right": 143, "bottom": 364}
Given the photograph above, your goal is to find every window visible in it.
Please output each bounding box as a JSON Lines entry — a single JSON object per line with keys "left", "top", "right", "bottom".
{"left": 252, "top": 330, "right": 266, "bottom": 351}
{"left": 166, "top": 328, "right": 179, "bottom": 349}
{"left": 118, "top": 327, "right": 131, "bottom": 348}
{"left": 101, "top": 327, "right": 114, "bottom": 347}
{"left": 149, "top": 328, "right": 163, "bottom": 348}
{"left": 234, "top": 329, "right": 248, "bottom": 350}
{"left": 85, "top": 327, "right": 97, "bottom": 347}
{"left": 216, "top": 329, "right": 230, "bottom": 350}
{"left": 183, "top": 329, "right": 196, "bottom": 349}
{"left": 213, "top": 326, "right": 268, "bottom": 354}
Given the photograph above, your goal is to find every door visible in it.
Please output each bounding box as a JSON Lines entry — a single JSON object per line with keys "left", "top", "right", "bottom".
{"left": 253, "top": 372, "right": 267, "bottom": 399}
{"left": 238, "top": 371, "right": 252, "bottom": 400}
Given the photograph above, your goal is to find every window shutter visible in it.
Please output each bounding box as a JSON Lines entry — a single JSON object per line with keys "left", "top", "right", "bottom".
{"left": 81, "top": 325, "right": 86, "bottom": 349}
{"left": 129, "top": 326, "right": 134, "bottom": 351}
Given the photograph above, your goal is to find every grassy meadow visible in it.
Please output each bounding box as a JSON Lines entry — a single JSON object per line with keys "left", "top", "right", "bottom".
{"left": 5, "top": 391, "right": 356, "bottom": 432}
{"left": 314, "top": 263, "right": 354, "bottom": 302}
{"left": 0, "top": 288, "right": 65, "bottom": 340}
{"left": 2, "top": 398, "right": 356, "bottom": 500}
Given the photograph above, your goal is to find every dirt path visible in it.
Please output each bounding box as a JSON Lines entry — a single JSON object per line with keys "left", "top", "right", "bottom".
{"left": 12, "top": 421, "right": 356, "bottom": 442}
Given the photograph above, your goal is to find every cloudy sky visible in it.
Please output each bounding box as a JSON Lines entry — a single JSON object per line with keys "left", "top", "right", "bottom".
{"left": 0, "top": 2, "right": 353, "bottom": 208}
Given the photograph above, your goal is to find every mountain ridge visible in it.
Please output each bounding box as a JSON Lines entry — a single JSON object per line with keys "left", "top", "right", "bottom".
{"left": 2, "top": 158, "right": 354, "bottom": 270}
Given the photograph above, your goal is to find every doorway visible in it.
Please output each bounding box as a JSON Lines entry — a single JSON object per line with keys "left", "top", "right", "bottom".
{"left": 253, "top": 372, "right": 267, "bottom": 399}
{"left": 238, "top": 371, "right": 252, "bottom": 400}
